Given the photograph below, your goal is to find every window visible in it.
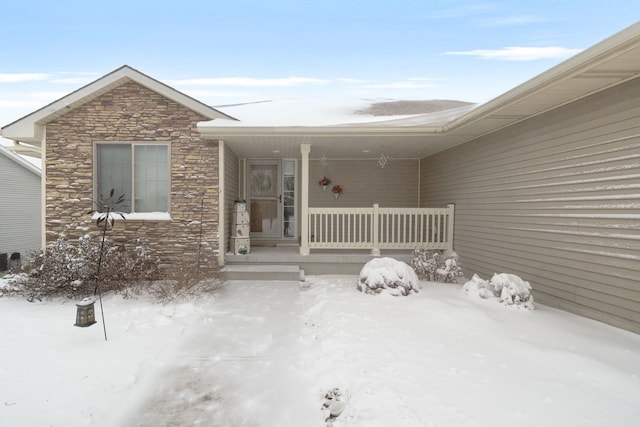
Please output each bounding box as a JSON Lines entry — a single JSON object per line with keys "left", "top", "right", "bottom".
{"left": 96, "top": 143, "right": 169, "bottom": 213}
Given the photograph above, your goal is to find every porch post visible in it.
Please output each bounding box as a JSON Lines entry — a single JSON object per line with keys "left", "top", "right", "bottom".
{"left": 300, "top": 144, "right": 311, "bottom": 255}
{"left": 218, "top": 140, "right": 226, "bottom": 266}
{"left": 445, "top": 203, "right": 455, "bottom": 256}
{"left": 371, "top": 203, "right": 380, "bottom": 256}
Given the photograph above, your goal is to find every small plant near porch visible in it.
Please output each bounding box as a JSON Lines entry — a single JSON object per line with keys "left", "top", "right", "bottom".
{"left": 410, "top": 249, "right": 463, "bottom": 283}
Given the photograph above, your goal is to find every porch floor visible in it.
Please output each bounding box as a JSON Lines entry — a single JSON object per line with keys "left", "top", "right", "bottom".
{"left": 225, "top": 245, "right": 414, "bottom": 276}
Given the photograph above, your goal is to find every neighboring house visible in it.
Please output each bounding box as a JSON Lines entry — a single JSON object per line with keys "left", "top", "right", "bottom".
{"left": 1, "top": 22, "right": 639, "bottom": 332}
{"left": 0, "top": 145, "right": 41, "bottom": 270}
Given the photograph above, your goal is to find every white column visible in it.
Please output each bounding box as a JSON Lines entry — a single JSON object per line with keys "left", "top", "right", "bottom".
{"left": 300, "top": 144, "right": 311, "bottom": 255}
{"left": 218, "top": 140, "right": 225, "bottom": 266}
{"left": 40, "top": 131, "right": 46, "bottom": 251}
{"left": 445, "top": 203, "right": 455, "bottom": 256}
{"left": 371, "top": 203, "right": 380, "bottom": 255}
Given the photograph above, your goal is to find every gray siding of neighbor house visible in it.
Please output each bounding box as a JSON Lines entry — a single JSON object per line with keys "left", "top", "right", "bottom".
{"left": 223, "top": 144, "right": 240, "bottom": 255}
{"left": 309, "top": 159, "right": 419, "bottom": 208}
{"left": 0, "top": 150, "right": 41, "bottom": 266}
{"left": 420, "top": 77, "right": 640, "bottom": 333}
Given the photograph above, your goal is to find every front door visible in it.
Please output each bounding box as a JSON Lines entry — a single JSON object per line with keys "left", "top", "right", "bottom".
{"left": 248, "top": 161, "right": 281, "bottom": 237}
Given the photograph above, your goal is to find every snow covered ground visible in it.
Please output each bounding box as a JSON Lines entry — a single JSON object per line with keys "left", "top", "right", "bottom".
{"left": 1, "top": 275, "right": 639, "bottom": 426}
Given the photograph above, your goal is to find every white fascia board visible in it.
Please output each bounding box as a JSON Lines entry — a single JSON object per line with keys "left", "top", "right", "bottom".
{"left": 197, "top": 123, "right": 444, "bottom": 138}
{"left": 1, "top": 120, "right": 44, "bottom": 145}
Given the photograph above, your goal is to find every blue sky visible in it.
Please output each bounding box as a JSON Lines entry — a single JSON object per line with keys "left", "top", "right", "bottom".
{"left": 1, "top": 1, "right": 638, "bottom": 127}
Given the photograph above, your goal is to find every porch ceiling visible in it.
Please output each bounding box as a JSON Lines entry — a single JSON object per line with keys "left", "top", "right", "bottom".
{"left": 208, "top": 130, "right": 463, "bottom": 160}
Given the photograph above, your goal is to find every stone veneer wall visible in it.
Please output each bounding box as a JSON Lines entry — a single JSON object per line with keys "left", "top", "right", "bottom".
{"left": 45, "top": 81, "right": 220, "bottom": 272}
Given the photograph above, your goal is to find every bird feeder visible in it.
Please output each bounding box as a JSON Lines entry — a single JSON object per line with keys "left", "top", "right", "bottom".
{"left": 74, "top": 298, "right": 97, "bottom": 327}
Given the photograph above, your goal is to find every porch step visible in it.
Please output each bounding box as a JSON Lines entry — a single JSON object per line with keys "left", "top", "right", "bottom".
{"left": 221, "top": 264, "right": 304, "bottom": 282}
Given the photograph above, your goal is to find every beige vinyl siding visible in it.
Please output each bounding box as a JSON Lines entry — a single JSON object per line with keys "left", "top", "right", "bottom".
{"left": 223, "top": 145, "right": 240, "bottom": 255}
{"left": 420, "top": 77, "right": 640, "bottom": 333}
{"left": 0, "top": 152, "right": 41, "bottom": 263}
{"left": 309, "top": 159, "right": 419, "bottom": 207}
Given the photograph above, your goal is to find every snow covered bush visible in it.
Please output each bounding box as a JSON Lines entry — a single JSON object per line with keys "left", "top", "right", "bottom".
{"left": 410, "top": 249, "right": 463, "bottom": 283}
{"left": 146, "top": 268, "right": 223, "bottom": 303}
{"left": 8, "top": 236, "right": 160, "bottom": 301}
{"left": 463, "top": 273, "right": 535, "bottom": 310}
{"left": 357, "top": 257, "right": 420, "bottom": 296}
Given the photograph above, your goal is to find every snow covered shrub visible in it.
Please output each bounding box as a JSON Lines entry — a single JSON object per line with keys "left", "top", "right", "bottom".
{"left": 11, "top": 236, "right": 160, "bottom": 300}
{"left": 146, "top": 266, "right": 223, "bottom": 303}
{"left": 463, "top": 273, "right": 535, "bottom": 310}
{"left": 410, "top": 249, "right": 463, "bottom": 283}
{"left": 357, "top": 257, "right": 420, "bottom": 296}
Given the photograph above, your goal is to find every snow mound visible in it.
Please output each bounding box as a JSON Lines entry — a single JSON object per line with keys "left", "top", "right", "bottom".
{"left": 357, "top": 257, "right": 420, "bottom": 296}
{"left": 463, "top": 273, "right": 535, "bottom": 310}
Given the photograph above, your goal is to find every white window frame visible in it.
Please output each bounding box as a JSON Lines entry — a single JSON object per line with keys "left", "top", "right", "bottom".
{"left": 94, "top": 141, "right": 171, "bottom": 220}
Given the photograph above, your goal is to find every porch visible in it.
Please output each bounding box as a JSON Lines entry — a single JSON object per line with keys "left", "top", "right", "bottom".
{"left": 218, "top": 141, "right": 456, "bottom": 275}
{"left": 223, "top": 245, "right": 416, "bottom": 279}
{"left": 222, "top": 203, "right": 454, "bottom": 280}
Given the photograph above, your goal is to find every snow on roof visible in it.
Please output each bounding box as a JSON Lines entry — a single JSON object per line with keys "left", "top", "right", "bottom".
{"left": 204, "top": 98, "right": 477, "bottom": 128}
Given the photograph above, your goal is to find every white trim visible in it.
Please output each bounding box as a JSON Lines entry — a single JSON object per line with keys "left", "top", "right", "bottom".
{"left": 92, "top": 212, "right": 172, "bottom": 221}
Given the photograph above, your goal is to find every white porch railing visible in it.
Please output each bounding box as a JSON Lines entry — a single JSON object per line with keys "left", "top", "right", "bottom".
{"left": 305, "top": 204, "right": 454, "bottom": 255}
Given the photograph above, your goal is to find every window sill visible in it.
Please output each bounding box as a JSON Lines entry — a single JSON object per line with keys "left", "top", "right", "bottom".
{"left": 92, "top": 212, "right": 172, "bottom": 221}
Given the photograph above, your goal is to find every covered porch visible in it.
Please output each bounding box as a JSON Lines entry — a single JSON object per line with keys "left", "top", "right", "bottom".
{"left": 196, "top": 101, "right": 472, "bottom": 267}
{"left": 205, "top": 124, "right": 461, "bottom": 266}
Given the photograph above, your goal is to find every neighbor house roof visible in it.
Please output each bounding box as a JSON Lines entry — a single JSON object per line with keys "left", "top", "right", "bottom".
{"left": 1, "top": 65, "right": 236, "bottom": 150}
{"left": 199, "top": 21, "right": 640, "bottom": 160}
{"left": 0, "top": 144, "right": 41, "bottom": 177}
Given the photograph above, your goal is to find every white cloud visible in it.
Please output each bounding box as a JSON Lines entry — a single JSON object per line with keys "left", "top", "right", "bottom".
{"left": 0, "top": 99, "right": 44, "bottom": 108}
{"left": 335, "top": 78, "right": 372, "bottom": 84}
{"left": 0, "top": 73, "right": 51, "bottom": 83}
{"left": 445, "top": 46, "right": 583, "bottom": 61}
{"left": 26, "top": 91, "right": 69, "bottom": 100}
{"left": 169, "top": 76, "right": 331, "bottom": 87}
{"left": 182, "top": 89, "right": 257, "bottom": 99}
{"left": 356, "top": 79, "right": 440, "bottom": 90}
{"left": 50, "top": 77, "right": 97, "bottom": 85}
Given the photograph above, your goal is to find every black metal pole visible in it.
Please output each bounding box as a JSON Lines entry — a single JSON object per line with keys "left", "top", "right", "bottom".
{"left": 95, "top": 206, "right": 109, "bottom": 341}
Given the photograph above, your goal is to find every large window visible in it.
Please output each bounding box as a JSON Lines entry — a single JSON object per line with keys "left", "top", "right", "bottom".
{"left": 96, "top": 143, "right": 169, "bottom": 213}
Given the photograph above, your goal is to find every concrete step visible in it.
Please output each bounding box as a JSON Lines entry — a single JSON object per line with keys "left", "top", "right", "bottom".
{"left": 221, "top": 264, "right": 304, "bottom": 281}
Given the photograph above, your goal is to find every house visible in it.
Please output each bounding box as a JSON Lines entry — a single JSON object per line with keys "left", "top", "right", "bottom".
{"left": 0, "top": 145, "right": 41, "bottom": 270}
{"left": 2, "top": 22, "right": 639, "bottom": 333}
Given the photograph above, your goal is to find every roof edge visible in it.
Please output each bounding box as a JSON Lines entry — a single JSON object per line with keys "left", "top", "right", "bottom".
{"left": 444, "top": 21, "right": 640, "bottom": 131}
{"left": 0, "top": 144, "right": 41, "bottom": 176}
{"left": 1, "top": 65, "right": 238, "bottom": 144}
